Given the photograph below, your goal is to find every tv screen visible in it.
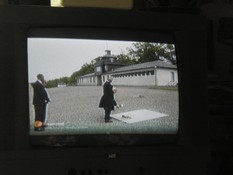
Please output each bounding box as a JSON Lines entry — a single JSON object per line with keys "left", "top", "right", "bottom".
{"left": 28, "top": 37, "right": 179, "bottom": 137}
{"left": 27, "top": 28, "right": 179, "bottom": 146}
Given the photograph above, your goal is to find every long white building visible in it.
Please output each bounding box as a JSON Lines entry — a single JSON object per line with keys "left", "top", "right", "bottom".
{"left": 77, "top": 50, "right": 178, "bottom": 87}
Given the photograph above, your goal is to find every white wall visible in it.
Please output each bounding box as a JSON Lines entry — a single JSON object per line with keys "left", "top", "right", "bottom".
{"left": 156, "top": 68, "right": 178, "bottom": 86}
{"left": 77, "top": 68, "right": 178, "bottom": 86}
{"left": 108, "top": 70, "right": 156, "bottom": 86}
{"left": 77, "top": 76, "right": 97, "bottom": 86}
{"left": 112, "top": 75, "right": 156, "bottom": 86}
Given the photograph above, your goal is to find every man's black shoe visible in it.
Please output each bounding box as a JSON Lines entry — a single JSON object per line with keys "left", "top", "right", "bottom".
{"left": 34, "top": 127, "right": 44, "bottom": 131}
{"left": 42, "top": 124, "right": 48, "bottom": 128}
{"left": 105, "top": 120, "right": 113, "bottom": 123}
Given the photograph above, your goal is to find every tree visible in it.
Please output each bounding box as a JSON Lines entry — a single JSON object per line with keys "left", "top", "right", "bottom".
{"left": 46, "top": 79, "right": 59, "bottom": 88}
{"left": 127, "top": 42, "right": 176, "bottom": 64}
{"left": 46, "top": 76, "right": 69, "bottom": 88}
{"left": 78, "top": 62, "right": 95, "bottom": 76}
{"left": 69, "top": 70, "right": 80, "bottom": 85}
{"left": 116, "top": 54, "right": 137, "bottom": 65}
{"left": 161, "top": 44, "right": 176, "bottom": 64}
{"left": 69, "top": 62, "right": 94, "bottom": 85}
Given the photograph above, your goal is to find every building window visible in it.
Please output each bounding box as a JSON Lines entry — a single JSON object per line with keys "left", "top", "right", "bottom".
{"left": 96, "top": 66, "right": 101, "bottom": 72}
{"left": 110, "top": 58, "right": 114, "bottom": 62}
{"left": 171, "top": 72, "right": 175, "bottom": 81}
{"left": 151, "top": 70, "right": 154, "bottom": 75}
{"left": 102, "top": 65, "right": 105, "bottom": 72}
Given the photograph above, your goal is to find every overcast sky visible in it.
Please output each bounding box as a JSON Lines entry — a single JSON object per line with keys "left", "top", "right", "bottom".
{"left": 28, "top": 38, "right": 136, "bottom": 82}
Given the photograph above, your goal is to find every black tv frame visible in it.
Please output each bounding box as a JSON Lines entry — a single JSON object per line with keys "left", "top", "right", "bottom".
{"left": 0, "top": 6, "right": 209, "bottom": 175}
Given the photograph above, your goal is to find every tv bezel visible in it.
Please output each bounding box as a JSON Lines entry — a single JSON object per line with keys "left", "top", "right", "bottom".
{"left": 0, "top": 5, "right": 208, "bottom": 154}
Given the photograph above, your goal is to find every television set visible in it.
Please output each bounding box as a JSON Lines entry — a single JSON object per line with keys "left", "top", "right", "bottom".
{"left": 0, "top": 5, "right": 209, "bottom": 175}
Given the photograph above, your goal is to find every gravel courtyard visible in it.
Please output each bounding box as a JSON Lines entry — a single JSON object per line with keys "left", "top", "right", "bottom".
{"left": 29, "top": 86, "right": 179, "bottom": 135}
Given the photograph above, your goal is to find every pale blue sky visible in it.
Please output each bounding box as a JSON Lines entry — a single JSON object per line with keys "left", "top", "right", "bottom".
{"left": 27, "top": 38, "right": 135, "bottom": 82}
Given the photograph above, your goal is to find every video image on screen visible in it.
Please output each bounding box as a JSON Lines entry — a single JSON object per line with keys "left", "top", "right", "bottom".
{"left": 28, "top": 38, "right": 179, "bottom": 135}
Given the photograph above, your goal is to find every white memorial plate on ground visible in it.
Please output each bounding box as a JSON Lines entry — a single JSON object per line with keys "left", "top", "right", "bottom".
{"left": 111, "top": 109, "right": 168, "bottom": 124}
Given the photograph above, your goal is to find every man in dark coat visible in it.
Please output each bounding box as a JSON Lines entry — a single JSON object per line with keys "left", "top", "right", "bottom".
{"left": 99, "top": 77, "right": 117, "bottom": 123}
{"left": 31, "top": 74, "right": 50, "bottom": 131}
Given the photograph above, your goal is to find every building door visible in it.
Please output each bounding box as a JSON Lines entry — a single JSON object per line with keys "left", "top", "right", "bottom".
{"left": 101, "top": 65, "right": 105, "bottom": 73}
{"left": 97, "top": 75, "right": 102, "bottom": 85}
{"left": 171, "top": 72, "right": 175, "bottom": 82}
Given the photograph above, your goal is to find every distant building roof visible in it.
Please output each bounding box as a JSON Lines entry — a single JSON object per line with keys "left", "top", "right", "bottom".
{"left": 78, "top": 60, "right": 177, "bottom": 78}
{"left": 80, "top": 73, "right": 95, "bottom": 78}
{"left": 109, "top": 60, "right": 177, "bottom": 73}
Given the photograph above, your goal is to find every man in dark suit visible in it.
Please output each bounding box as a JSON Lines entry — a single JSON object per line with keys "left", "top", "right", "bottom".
{"left": 31, "top": 74, "right": 50, "bottom": 131}
{"left": 99, "top": 76, "right": 117, "bottom": 123}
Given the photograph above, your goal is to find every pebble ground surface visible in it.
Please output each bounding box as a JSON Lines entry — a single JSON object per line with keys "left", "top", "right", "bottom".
{"left": 29, "top": 86, "right": 179, "bottom": 135}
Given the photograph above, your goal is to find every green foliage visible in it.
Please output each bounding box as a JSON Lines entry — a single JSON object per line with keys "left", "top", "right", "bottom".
{"left": 46, "top": 79, "right": 59, "bottom": 88}
{"left": 69, "top": 71, "right": 80, "bottom": 85}
{"left": 46, "top": 76, "right": 69, "bottom": 88}
{"left": 79, "top": 63, "right": 95, "bottom": 76}
{"left": 69, "top": 62, "right": 94, "bottom": 85}
{"left": 116, "top": 54, "right": 137, "bottom": 65}
{"left": 127, "top": 42, "right": 176, "bottom": 64}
